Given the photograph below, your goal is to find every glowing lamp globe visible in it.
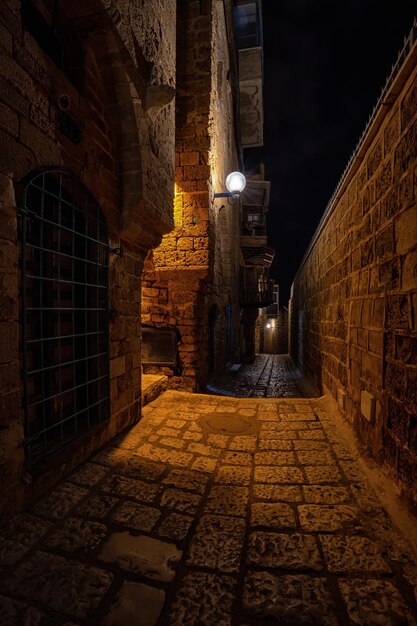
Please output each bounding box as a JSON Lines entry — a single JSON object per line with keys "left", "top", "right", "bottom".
{"left": 225, "top": 171, "right": 246, "bottom": 195}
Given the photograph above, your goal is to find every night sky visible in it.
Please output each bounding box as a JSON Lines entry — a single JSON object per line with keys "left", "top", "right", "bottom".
{"left": 251, "top": 1, "right": 416, "bottom": 306}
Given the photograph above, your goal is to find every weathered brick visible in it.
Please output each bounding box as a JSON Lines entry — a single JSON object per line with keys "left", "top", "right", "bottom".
{"left": 361, "top": 353, "right": 381, "bottom": 387}
{"left": 401, "top": 74, "right": 417, "bottom": 131}
{"left": 0, "top": 241, "right": 18, "bottom": 269}
{"left": 395, "top": 335, "right": 417, "bottom": 363}
{"left": 379, "top": 258, "right": 400, "bottom": 291}
{"left": 381, "top": 431, "right": 397, "bottom": 465}
{"left": 387, "top": 398, "right": 409, "bottom": 443}
{"left": 397, "top": 448, "right": 415, "bottom": 489}
{"left": 409, "top": 415, "right": 417, "bottom": 455}
{"left": 385, "top": 363, "right": 407, "bottom": 399}
{"left": 0, "top": 361, "right": 18, "bottom": 395}
{"left": 359, "top": 269, "right": 369, "bottom": 295}
{"left": 361, "top": 239, "right": 374, "bottom": 267}
{"left": 407, "top": 370, "right": 417, "bottom": 412}
{"left": 358, "top": 328, "right": 368, "bottom": 349}
{"left": 386, "top": 295, "right": 410, "bottom": 330}
{"left": 0, "top": 101, "right": 18, "bottom": 136}
{"left": 368, "top": 330, "right": 383, "bottom": 355}
{"left": 183, "top": 164, "right": 210, "bottom": 181}
{"left": 0, "top": 321, "right": 18, "bottom": 362}
{"left": 350, "top": 300, "right": 362, "bottom": 326}
{"left": 180, "top": 151, "right": 199, "bottom": 166}
{"left": 185, "top": 249, "right": 209, "bottom": 265}
{"left": 177, "top": 237, "right": 193, "bottom": 250}
{"left": 110, "top": 356, "right": 126, "bottom": 379}
{"left": 0, "top": 390, "right": 20, "bottom": 426}
{"left": 367, "top": 138, "right": 383, "bottom": 177}
{"left": 395, "top": 205, "right": 417, "bottom": 254}
{"left": 399, "top": 172, "right": 414, "bottom": 211}
{"left": 361, "top": 299, "right": 373, "bottom": 326}
{"left": 384, "top": 107, "right": 400, "bottom": 155}
{"left": 375, "top": 224, "right": 394, "bottom": 260}
{"left": 375, "top": 160, "right": 392, "bottom": 201}
{"left": 402, "top": 249, "right": 417, "bottom": 291}
{"left": 394, "top": 119, "right": 417, "bottom": 180}
{"left": 381, "top": 186, "right": 399, "bottom": 221}
{"left": 413, "top": 293, "right": 417, "bottom": 331}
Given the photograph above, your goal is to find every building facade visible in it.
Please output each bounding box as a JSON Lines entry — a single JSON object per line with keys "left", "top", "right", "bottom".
{"left": 289, "top": 25, "right": 417, "bottom": 511}
{"left": 0, "top": 0, "right": 271, "bottom": 519}
{"left": 141, "top": 0, "right": 273, "bottom": 389}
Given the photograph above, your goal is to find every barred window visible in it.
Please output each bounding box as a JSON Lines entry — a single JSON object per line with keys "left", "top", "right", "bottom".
{"left": 20, "top": 171, "right": 110, "bottom": 466}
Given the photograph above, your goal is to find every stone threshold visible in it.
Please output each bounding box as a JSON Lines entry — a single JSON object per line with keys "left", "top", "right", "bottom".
{"left": 142, "top": 374, "right": 168, "bottom": 406}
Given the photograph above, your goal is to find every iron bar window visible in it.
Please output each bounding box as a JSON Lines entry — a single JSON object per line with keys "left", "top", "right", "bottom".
{"left": 20, "top": 171, "right": 110, "bottom": 467}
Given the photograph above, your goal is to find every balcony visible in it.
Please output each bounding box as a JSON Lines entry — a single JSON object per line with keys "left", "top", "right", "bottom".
{"left": 241, "top": 206, "right": 267, "bottom": 237}
{"left": 240, "top": 267, "right": 274, "bottom": 308}
{"left": 240, "top": 179, "right": 273, "bottom": 265}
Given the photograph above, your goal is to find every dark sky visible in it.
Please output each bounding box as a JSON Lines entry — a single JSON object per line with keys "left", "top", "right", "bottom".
{"left": 250, "top": 1, "right": 416, "bottom": 305}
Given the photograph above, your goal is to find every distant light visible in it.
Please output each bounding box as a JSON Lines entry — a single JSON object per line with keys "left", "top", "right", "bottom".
{"left": 266, "top": 322, "right": 271, "bottom": 329}
{"left": 225, "top": 171, "right": 246, "bottom": 194}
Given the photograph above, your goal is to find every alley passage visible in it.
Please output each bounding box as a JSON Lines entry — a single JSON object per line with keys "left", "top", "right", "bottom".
{"left": 208, "top": 354, "right": 308, "bottom": 398}
{"left": 2, "top": 391, "right": 417, "bottom": 625}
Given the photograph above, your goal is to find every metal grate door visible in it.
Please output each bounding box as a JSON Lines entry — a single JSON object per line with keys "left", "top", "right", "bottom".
{"left": 20, "top": 171, "right": 110, "bottom": 467}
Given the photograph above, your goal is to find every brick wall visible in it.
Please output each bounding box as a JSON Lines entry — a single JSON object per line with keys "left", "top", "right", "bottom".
{"left": 277, "top": 309, "right": 289, "bottom": 354}
{"left": 0, "top": 1, "right": 175, "bottom": 519}
{"left": 142, "top": 0, "right": 241, "bottom": 390}
{"left": 290, "top": 43, "right": 417, "bottom": 511}
{"left": 0, "top": 175, "right": 21, "bottom": 516}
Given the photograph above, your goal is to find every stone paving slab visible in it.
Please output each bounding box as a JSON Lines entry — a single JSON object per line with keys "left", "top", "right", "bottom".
{"left": 1, "top": 389, "right": 417, "bottom": 625}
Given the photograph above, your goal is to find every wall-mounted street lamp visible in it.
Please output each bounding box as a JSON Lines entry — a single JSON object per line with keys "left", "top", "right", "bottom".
{"left": 266, "top": 322, "right": 271, "bottom": 329}
{"left": 214, "top": 171, "right": 246, "bottom": 204}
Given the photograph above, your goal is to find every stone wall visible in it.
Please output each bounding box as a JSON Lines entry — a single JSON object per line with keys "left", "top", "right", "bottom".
{"left": 0, "top": 0, "right": 175, "bottom": 519}
{"left": 0, "top": 176, "right": 21, "bottom": 517}
{"left": 276, "top": 309, "right": 289, "bottom": 354}
{"left": 142, "top": 0, "right": 241, "bottom": 390}
{"left": 290, "top": 42, "right": 417, "bottom": 511}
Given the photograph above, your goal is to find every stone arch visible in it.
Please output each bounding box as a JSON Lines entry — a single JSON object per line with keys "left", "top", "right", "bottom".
{"left": 62, "top": 3, "right": 145, "bottom": 241}
{"left": 57, "top": 1, "right": 174, "bottom": 245}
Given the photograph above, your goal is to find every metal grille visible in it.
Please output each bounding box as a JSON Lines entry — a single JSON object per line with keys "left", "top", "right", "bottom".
{"left": 20, "top": 171, "right": 110, "bottom": 467}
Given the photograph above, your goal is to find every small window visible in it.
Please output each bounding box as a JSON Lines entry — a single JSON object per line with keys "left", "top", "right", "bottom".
{"left": 234, "top": 2, "right": 260, "bottom": 49}
{"left": 20, "top": 171, "right": 110, "bottom": 466}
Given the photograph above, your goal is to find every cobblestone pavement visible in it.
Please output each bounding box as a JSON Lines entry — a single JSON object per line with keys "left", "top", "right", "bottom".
{"left": 207, "top": 354, "right": 311, "bottom": 398}
{"left": 1, "top": 391, "right": 417, "bottom": 625}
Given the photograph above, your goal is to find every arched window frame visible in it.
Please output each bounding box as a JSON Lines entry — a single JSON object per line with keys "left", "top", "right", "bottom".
{"left": 19, "top": 170, "right": 110, "bottom": 467}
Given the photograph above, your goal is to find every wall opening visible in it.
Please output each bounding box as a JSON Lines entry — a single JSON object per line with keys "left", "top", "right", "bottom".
{"left": 19, "top": 171, "right": 110, "bottom": 467}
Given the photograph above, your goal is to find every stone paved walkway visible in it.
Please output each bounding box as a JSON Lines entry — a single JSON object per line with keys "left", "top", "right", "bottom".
{"left": 207, "top": 354, "right": 313, "bottom": 398}
{"left": 1, "top": 391, "right": 417, "bottom": 625}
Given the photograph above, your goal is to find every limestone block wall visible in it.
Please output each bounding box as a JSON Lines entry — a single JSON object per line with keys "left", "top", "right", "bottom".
{"left": 209, "top": 0, "right": 242, "bottom": 370}
{"left": 276, "top": 309, "right": 289, "bottom": 354}
{"left": 0, "top": 177, "right": 21, "bottom": 517}
{"left": 0, "top": 1, "right": 175, "bottom": 519}
{"left": 290, "top": 43, "right": 417, "bottom": 511}
{"left": 142, "top": 0, "right": 241, "bottom": 390}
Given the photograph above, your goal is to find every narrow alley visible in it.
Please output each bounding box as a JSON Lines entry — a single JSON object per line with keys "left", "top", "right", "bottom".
{"left": 207, "top": 354, "right": 309, "bottom": 398}
{"left": 1, "top": 371, "right": 417, "bottom": 625}
{"left": 1, "top": 2, "right": 417, "bottom": 625}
